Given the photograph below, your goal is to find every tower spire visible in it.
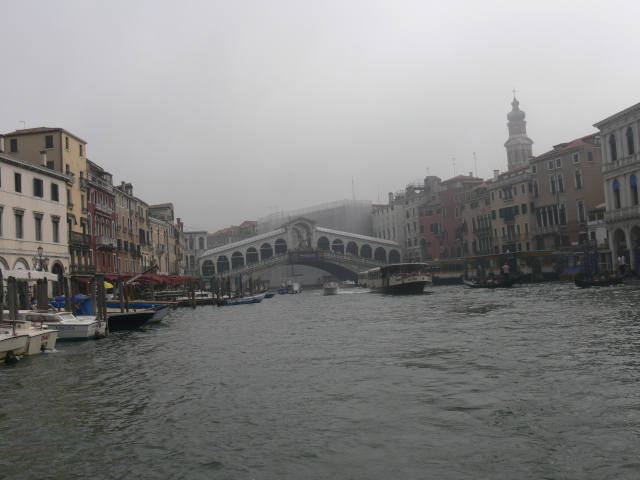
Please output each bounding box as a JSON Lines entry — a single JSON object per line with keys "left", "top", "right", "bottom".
{"left": 504, "top": 93, "right": 533, "bottom": 171}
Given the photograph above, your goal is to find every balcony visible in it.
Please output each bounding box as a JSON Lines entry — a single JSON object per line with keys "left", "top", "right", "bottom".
{"left": 473, "top": 226, "right": 492, "bottom": 235}
{"left": 96, "top": 236, "right": 117, "bottom": 249}
{"left": 95, "top": 203, "right": 113, "bottom": 216}
{"left": 501, "top": 234, "right": 521, "bottom": 243}
{"left": 87, "top": 172, "right": 115, "bottom": 193}
{"left": 533, "top": 225, "right": 560, "bottom": 236}
{"left": 79, "top": 177, "right": 88, "bottom": 190}
{"left": 604, "top": 205, "right": 640, "bottom": 222}
{"left": 69, "top": 231, "right": 91, "bottom": 246}
{"left": 69, "top": 264, "right": 96, "bottom": 275}
{"left": 602, "top": 153, "right": 640, "bottom": 173}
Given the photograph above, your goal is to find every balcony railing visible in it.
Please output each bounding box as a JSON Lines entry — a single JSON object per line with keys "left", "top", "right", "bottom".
{"left": 95, "top": 203, "right": 113, "bottom": 216}
{"left": 69, "top": 231, "right": 91, "bottom": 246}
{"left": 87, "top": 173, "right": 115, "bottom": 193}
{"left": 96, "top": 236, "right": 117, "bottom": 248}
{"left": 602, "top": 153, "right": 640, "bottom": 173}
{"left": 533, "top": 225, "right": 560, "bottom": 236}
{"left": 472, "top": 226, "right": 492, "bottom": 235}
{"left": 69, "top": 264, "right": 96, "bottom": 275}
{"left": 604, "top": 205, "right": 640, "bottom": 222}
{"left": 79, "top": 177, "right": 88, "bottom": 190}
{"left": 501, "top": 234, "right": 522, "bottom": 243}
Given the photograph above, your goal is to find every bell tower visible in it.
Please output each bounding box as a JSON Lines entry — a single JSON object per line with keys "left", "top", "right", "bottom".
{"left": 504, "top": 94, "right": 534, "bottom": 171}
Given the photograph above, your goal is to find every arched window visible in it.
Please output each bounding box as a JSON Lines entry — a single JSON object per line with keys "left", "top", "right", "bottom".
{"left": 574, "top": 169, "right": 583, "bottom": 189}
{"left": 557, "top": 174, "right": 564, "bottom": 193}
{"left": 613, "top": 178, "right": 621, "bottom": 209}
{"left": 577, "top": 200, "right": 586, "bottom": 224}
{"left": 627, "top": 127, "right": 635, "bottom": 155}
{"left": 549, "top": 175, "right": 557, "bottom": 195}
{"left": 610, "top": 134, "right": 618, "bottom": 161}
{"left": 533, "top": 180, "right": 539, "bottom": 198}
{"left": 631, "top": 174, "right": 638, "bottom": 206}
{"left": 199, "top": 237, "right": 204, "bottom": 250}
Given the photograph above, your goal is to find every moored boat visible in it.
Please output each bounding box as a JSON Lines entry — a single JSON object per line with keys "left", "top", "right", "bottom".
{"left": 463, "top": 273, "right": 523, "bottom": 289}
{"left": 0, "top": 327, "right": 29, "bottom": 363}
{"left": 322, "top": 282, "right": 339, "bottom": 295}
{"left": 106, "top": 310, "right": 155, "bottom": 331}
{"left": 0, "top": 316, "right": 58, "bottom": 354}
{"left": 147, "top": 305, "right": 172, "bottom": 324}
{"left": 21, "top": 310, "right": 106, "bottom": 340}
{"left": 574, "top": 273, "right": 624, "bottom": 288}
{"left": 358, "top": 263, "right": 432, "bottom": 295}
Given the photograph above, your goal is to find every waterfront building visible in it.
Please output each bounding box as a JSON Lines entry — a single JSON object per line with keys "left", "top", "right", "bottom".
{"left": 207, "top": 221, "right": 257, "bottom": 249}
{"left": 0, "top": 150, "right": 72, "bottom": 277}
{"left": 373, "top": 191, "right": 409, "bottom": 255}
{"left": 487, "top": 167, "right": 537, "bottom": 253}
{"left": 459, "top": 181, "right": 494, "bottom": 256}
{"left": 175, "top": 218, "right": 189, "bottom": 276}
{"left": 114, "top": 183, "right": 150, "bottom": 275}
{"left": 372, "top": 179, "right": 441, "bottom": 261}
{"left": 86, "top": 160, "right": 117, "bottom": 274}
{"left": 149, "top": 203, "right": 181, "bottom": 275}
{"left": 530, "top": 134, "right": 604, "bottom": 250}
{"left": 1, "top": 127, "right": 93, "bottom": 277}
{"left": 148, "top": 216, "right": 170, "bottom": 274}
{"left": 593, "top": 101, "right": 640, "bottom": 273}
{"left": 419, "top": 175, "right": 483, "bottom": 260}
{"left": 182, "top": 225, "right": 209, "bottom": 277}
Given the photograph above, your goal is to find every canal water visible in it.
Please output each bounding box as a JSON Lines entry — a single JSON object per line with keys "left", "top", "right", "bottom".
{"left": 2, "top": 282, "right": 640, "bottom": 479}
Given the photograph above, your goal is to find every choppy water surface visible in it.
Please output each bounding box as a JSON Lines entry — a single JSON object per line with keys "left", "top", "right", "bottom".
{"left": 2, "top": 282, "right": 640, "bottom": 479}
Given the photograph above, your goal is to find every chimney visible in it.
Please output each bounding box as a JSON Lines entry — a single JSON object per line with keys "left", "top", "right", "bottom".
{"left": 388, "top": 192, "right": 394, "bottom": 204}
{"left": 493, "top": 169, "right": 499, "bottom": 180}
{"left": 469, "top": 172, "right": 473, "bottom": 177}
{"left": 40, "top": 150, "right": 47, "bottom": 166}
{"left": 0, "top": 136, "right": 4, "bottom": 153}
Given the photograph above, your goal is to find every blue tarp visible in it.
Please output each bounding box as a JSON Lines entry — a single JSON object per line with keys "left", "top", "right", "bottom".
{"left": 562, "top": 267, "right": 583, "bottom": 274}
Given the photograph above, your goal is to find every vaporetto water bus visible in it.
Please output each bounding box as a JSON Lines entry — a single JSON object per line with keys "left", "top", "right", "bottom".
{"left": 358, "top": 263, "right": 432, "bottom": 294}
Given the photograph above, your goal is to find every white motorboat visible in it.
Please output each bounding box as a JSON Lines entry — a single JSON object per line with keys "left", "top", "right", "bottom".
{"left": 0, "top": 315, "right": 58, "bottom": 354}
{"left": 19, "top": 310, "right": 106, "bottom": 341}
{"left": 322, "top": 282, "right": 339, "bottom": 295}
{"left": 0, "top": 327, "right": 30, "bottom": 363}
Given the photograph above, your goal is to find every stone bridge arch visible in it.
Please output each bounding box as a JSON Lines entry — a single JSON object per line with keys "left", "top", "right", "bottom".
{"left": 198, "top": 217, "right": 402, "bottom": 278}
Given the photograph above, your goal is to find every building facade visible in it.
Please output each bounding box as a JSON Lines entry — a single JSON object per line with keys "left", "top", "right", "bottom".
{"left": 87, "top": 160, "right": 117, "bottom": 274}
{"left": 419, "top": 175, "right": 483, "bottom": 260}
{"left": 2, "top": 127, "right": 93, "bottom": 277}
{"left": 487, "top": 167, "right": 537, "bottom": 253}
{"left": 594, "top": 101, "right": 640, "bottom": 273}
{"left": 0, "top": 151, "right": 71, "bottom": 276}
{"left": 530, "top": 134, "right": 604, "bottom": 250}
{"left": 459, "top": 182, "right": 493, "bottom": 256}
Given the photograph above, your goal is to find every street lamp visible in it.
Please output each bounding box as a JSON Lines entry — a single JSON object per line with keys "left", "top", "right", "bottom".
{"left": 32, "top": 246, "right": 50, "bottom": 272}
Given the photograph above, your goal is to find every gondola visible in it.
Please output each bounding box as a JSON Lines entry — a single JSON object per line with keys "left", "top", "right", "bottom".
{"left": 574, "top": 273, "right": 624, "bottom": 288}
{"left": 463, "top": 273, "right": 522, "bottom": 289}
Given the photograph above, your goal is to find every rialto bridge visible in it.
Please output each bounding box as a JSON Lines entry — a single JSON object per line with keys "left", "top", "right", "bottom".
{"left": 197, "top": 217, "right": 402, "bottom": 280}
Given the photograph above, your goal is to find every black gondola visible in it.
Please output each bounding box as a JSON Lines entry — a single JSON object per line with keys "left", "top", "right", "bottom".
{"left": 463, "top": 273, "right": 523, "bottom": 289}
{"left": 107, "top": 311, "right": 155, "bottom": 331}
{"left": 574, "top": 273, "right": 624, "bottom": 288}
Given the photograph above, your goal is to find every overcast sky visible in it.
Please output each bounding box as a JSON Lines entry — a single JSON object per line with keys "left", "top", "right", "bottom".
{"left": 2, "top": 0, "right": 639, "bottom": 232}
